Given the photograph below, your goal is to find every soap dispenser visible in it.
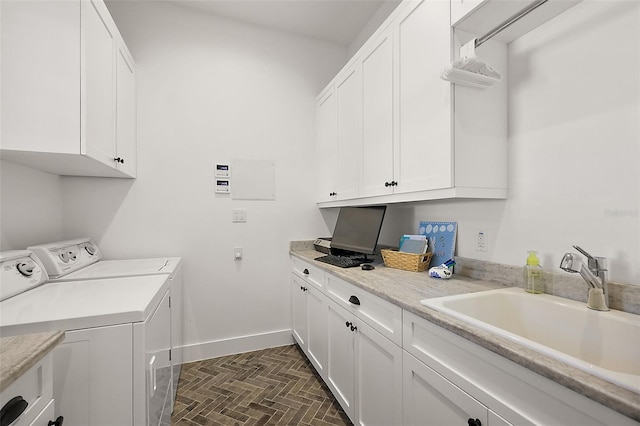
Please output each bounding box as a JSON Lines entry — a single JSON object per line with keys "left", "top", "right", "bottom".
{"left": 524, "top": 251, "right": 544, "bottom": 294}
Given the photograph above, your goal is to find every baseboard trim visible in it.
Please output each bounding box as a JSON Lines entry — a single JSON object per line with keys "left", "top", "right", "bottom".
{"left": 179, "top": 329, "right": 294, "bottom": 364}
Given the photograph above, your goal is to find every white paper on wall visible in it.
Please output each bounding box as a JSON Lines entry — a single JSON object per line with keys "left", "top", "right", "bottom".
{"left": 230, "top": 159, "right": 276, "bottom": 200}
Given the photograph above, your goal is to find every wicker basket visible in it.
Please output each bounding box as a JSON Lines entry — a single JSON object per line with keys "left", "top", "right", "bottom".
{"left": 381, "top": 249, "right": 433, "bottom": 272}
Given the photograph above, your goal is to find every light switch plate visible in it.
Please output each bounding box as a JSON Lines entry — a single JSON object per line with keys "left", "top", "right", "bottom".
{"left": 232, "top": 209, "right": 247, "bottom": 223}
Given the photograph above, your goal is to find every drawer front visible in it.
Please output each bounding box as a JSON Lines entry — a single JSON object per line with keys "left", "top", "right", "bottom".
{"left": 291, "top": 257, "right": 324, "bottom": 291}
{"left": 0, "top": 354, "right": 53, "bottom": 426}
{"left": 325, "top": 274, "right": 402, "bottom": 346}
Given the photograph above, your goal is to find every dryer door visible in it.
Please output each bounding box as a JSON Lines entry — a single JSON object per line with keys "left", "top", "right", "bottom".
{"left": 143, "top": 290, "right": 172, "bottom": 426}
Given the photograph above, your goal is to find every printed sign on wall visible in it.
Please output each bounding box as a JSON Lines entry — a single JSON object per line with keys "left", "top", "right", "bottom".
{"left": 418, "top": 221, "right": 457, "bottom": 269}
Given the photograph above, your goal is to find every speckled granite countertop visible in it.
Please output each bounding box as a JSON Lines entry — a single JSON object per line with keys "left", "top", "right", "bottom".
{"left": 290, "top": 247, "right": 640, "bottom": 422}
{"left": 0, "top": 331, "right": 65, "bottom": 393}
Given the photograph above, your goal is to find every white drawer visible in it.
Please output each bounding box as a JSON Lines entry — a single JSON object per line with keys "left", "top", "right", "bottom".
{"left": 291, "top": 257, "right": 325, "bottom": 291}
{"left": 325, "top": 274, "right": 402, "bottom": 346}
{"left": 0, "top": 353, "right": 53, "bottom": 426}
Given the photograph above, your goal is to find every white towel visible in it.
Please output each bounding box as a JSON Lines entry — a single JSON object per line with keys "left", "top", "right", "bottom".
{"left": 441, "top": 38, "right": 501, "bottom": 88}
{"left": 450, "top": 56, "right": 501, "bottom": 79}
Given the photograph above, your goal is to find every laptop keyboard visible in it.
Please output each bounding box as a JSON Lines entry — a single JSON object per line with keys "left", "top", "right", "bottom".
{"left": 315, "top": 255, "right": 365, "bottom": 268}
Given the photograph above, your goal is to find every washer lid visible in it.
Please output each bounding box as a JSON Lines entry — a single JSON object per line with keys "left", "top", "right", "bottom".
{"left": 53, "top": 257, "right": 183, "bottom": 281}
{"left": 0, "top": 275, "right": 169, "bottom": 337}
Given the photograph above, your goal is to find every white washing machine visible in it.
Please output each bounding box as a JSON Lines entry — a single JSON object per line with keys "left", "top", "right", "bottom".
{"left": 0, "top": 250, "right": 172, "bottom": 426}
{"left": 27, "top": 238, "right": 184, "bottom": 413}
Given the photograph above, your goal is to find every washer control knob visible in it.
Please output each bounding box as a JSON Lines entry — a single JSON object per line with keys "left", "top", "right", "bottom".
{"left": 16, "top": 261, "right": 35, "bottom": 277}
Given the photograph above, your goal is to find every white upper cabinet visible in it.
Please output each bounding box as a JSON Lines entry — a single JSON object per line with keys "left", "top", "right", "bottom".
{"left": 82, "top": 0, "right": 117, "bottom": 169}
{"left": 334, "top": 67, "right": 361, "bottom": 202}
{"left": 315, "top": 0, "right": 508, "bottom": 207}
{"left": 1, "top": 0, "right": 136, "bottom": 178}
{"left": 315, "top": 64, "right": 362, "bottom": 203}
{"left": 395, "top": 0, "right": 453, "bottom": 194}
{"left": 315, "top": 88, "right": 338, "bottom": 203}
{"left": 360, "top": 27, "right": 395, "bottom": 198}
{"left": 116, "top": 42, "right": 138, "bottom": 178}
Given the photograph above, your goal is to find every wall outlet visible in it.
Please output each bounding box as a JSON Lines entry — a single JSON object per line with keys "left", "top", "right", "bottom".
{"left": 476, "top": 230, "right": 488, "bottom": 252}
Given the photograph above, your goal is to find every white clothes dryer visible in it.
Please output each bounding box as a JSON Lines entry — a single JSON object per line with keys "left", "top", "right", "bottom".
{"left": 0, "top": 250, "right": 171, "bottom": 426}
{"left": 27, "top": 238, "right": 184, "bottom": 411}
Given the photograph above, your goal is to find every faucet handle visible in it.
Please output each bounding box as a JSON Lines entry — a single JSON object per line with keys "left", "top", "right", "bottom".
{"left": 594, "top": 256, "right": 608, "bottom": 272}
{"left": 573, "top": 245, "right": 594, "bottom": 260}
{"left": 573, "top": 245, "right": 601, "bottom": 273}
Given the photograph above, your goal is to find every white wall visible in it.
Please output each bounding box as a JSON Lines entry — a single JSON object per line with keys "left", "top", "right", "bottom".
{"left": 60, "top": 1, "right": 347, "bottom": 359}
{"left": 0, "top": 160, "right": 64, "bottom": 250}
{"left": 396, "top": 1, "right": 640, "bottom": 285}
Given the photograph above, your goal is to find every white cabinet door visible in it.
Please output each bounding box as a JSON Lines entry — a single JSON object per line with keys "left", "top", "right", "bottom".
{"left": 316, "top": 87, "right": 338, "bottom": 202}
{"left": 53, "top": 323, "right": 134, "bottom": 425}
{"left": 403, "top": 351, "right": 488, "bottom": 426}
{"left": 395, "top": 0, "right": 452, "bottom": 194}
{"left": 355, "top": 320, "right": 403, "bottom": 426}
{"left": 291, "top": 275, "right": 308, "bottom": 348}
{"left": 0, "top": 0, "right": 80, "bottom": 154}
{"left": 326, "top": 296, "right": 403, "bottom": 426}
{"left": 327, "top": 301, "right": 356, "bottom": 419}
{"left": 335, "top": 67, "right": 361, "bottom": 201}
{"left": 360, "top": 28, "right": 395, "bottom": 198}
{"left": 81, "top": 0, "right": 117, "bottom": 169}
{"left": 306, "top": 285, "right": 329, "bottom": 379}
{"left": 116, "top": 43, "right": 137, "bottom": 177}
{"left": 291, "top": 272, "right": 329, "bottom": 379}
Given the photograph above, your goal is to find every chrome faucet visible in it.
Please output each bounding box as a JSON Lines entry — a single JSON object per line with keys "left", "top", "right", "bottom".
{"left": 560, "top": 246, "right": 609, "bottom": 311}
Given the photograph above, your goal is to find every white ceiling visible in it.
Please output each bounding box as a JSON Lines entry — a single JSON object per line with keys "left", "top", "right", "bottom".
{"left": 166, "top": 0, "right": 396, "bottom": 46}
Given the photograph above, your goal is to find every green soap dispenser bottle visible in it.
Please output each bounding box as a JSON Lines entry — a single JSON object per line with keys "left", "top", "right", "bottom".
{"left": 524, "top": 251, "right": 544, "bottom": 294}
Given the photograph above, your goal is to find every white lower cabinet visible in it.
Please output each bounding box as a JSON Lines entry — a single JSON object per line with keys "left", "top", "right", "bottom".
{"left": 291, "top": 274, "right": 308, "bottom": 349}
{"left": 291, "top": 257, "right": 638, "bottom": 426}
{"left": 291, "top": 266, "right": 329, "bottom": 379}
{"left": 306, "top": 284, "right": 329, "bottom": 379}
{"left": 326, "top": 301, "right": 403, "bottom": 426}
{"left": 0, "top": 353, "right": 56, "bottom": 426}
{"left": 403, "top": 310, "right": 638, "bottom": 426}
{"left": 53, "top": 324, "right": 133, "bottom": 425}
{"left": 326, "top": 301, "right": 356, "bottom": 414}
{"left": 403, "top": 351, "right": 510, "bottom": 426}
